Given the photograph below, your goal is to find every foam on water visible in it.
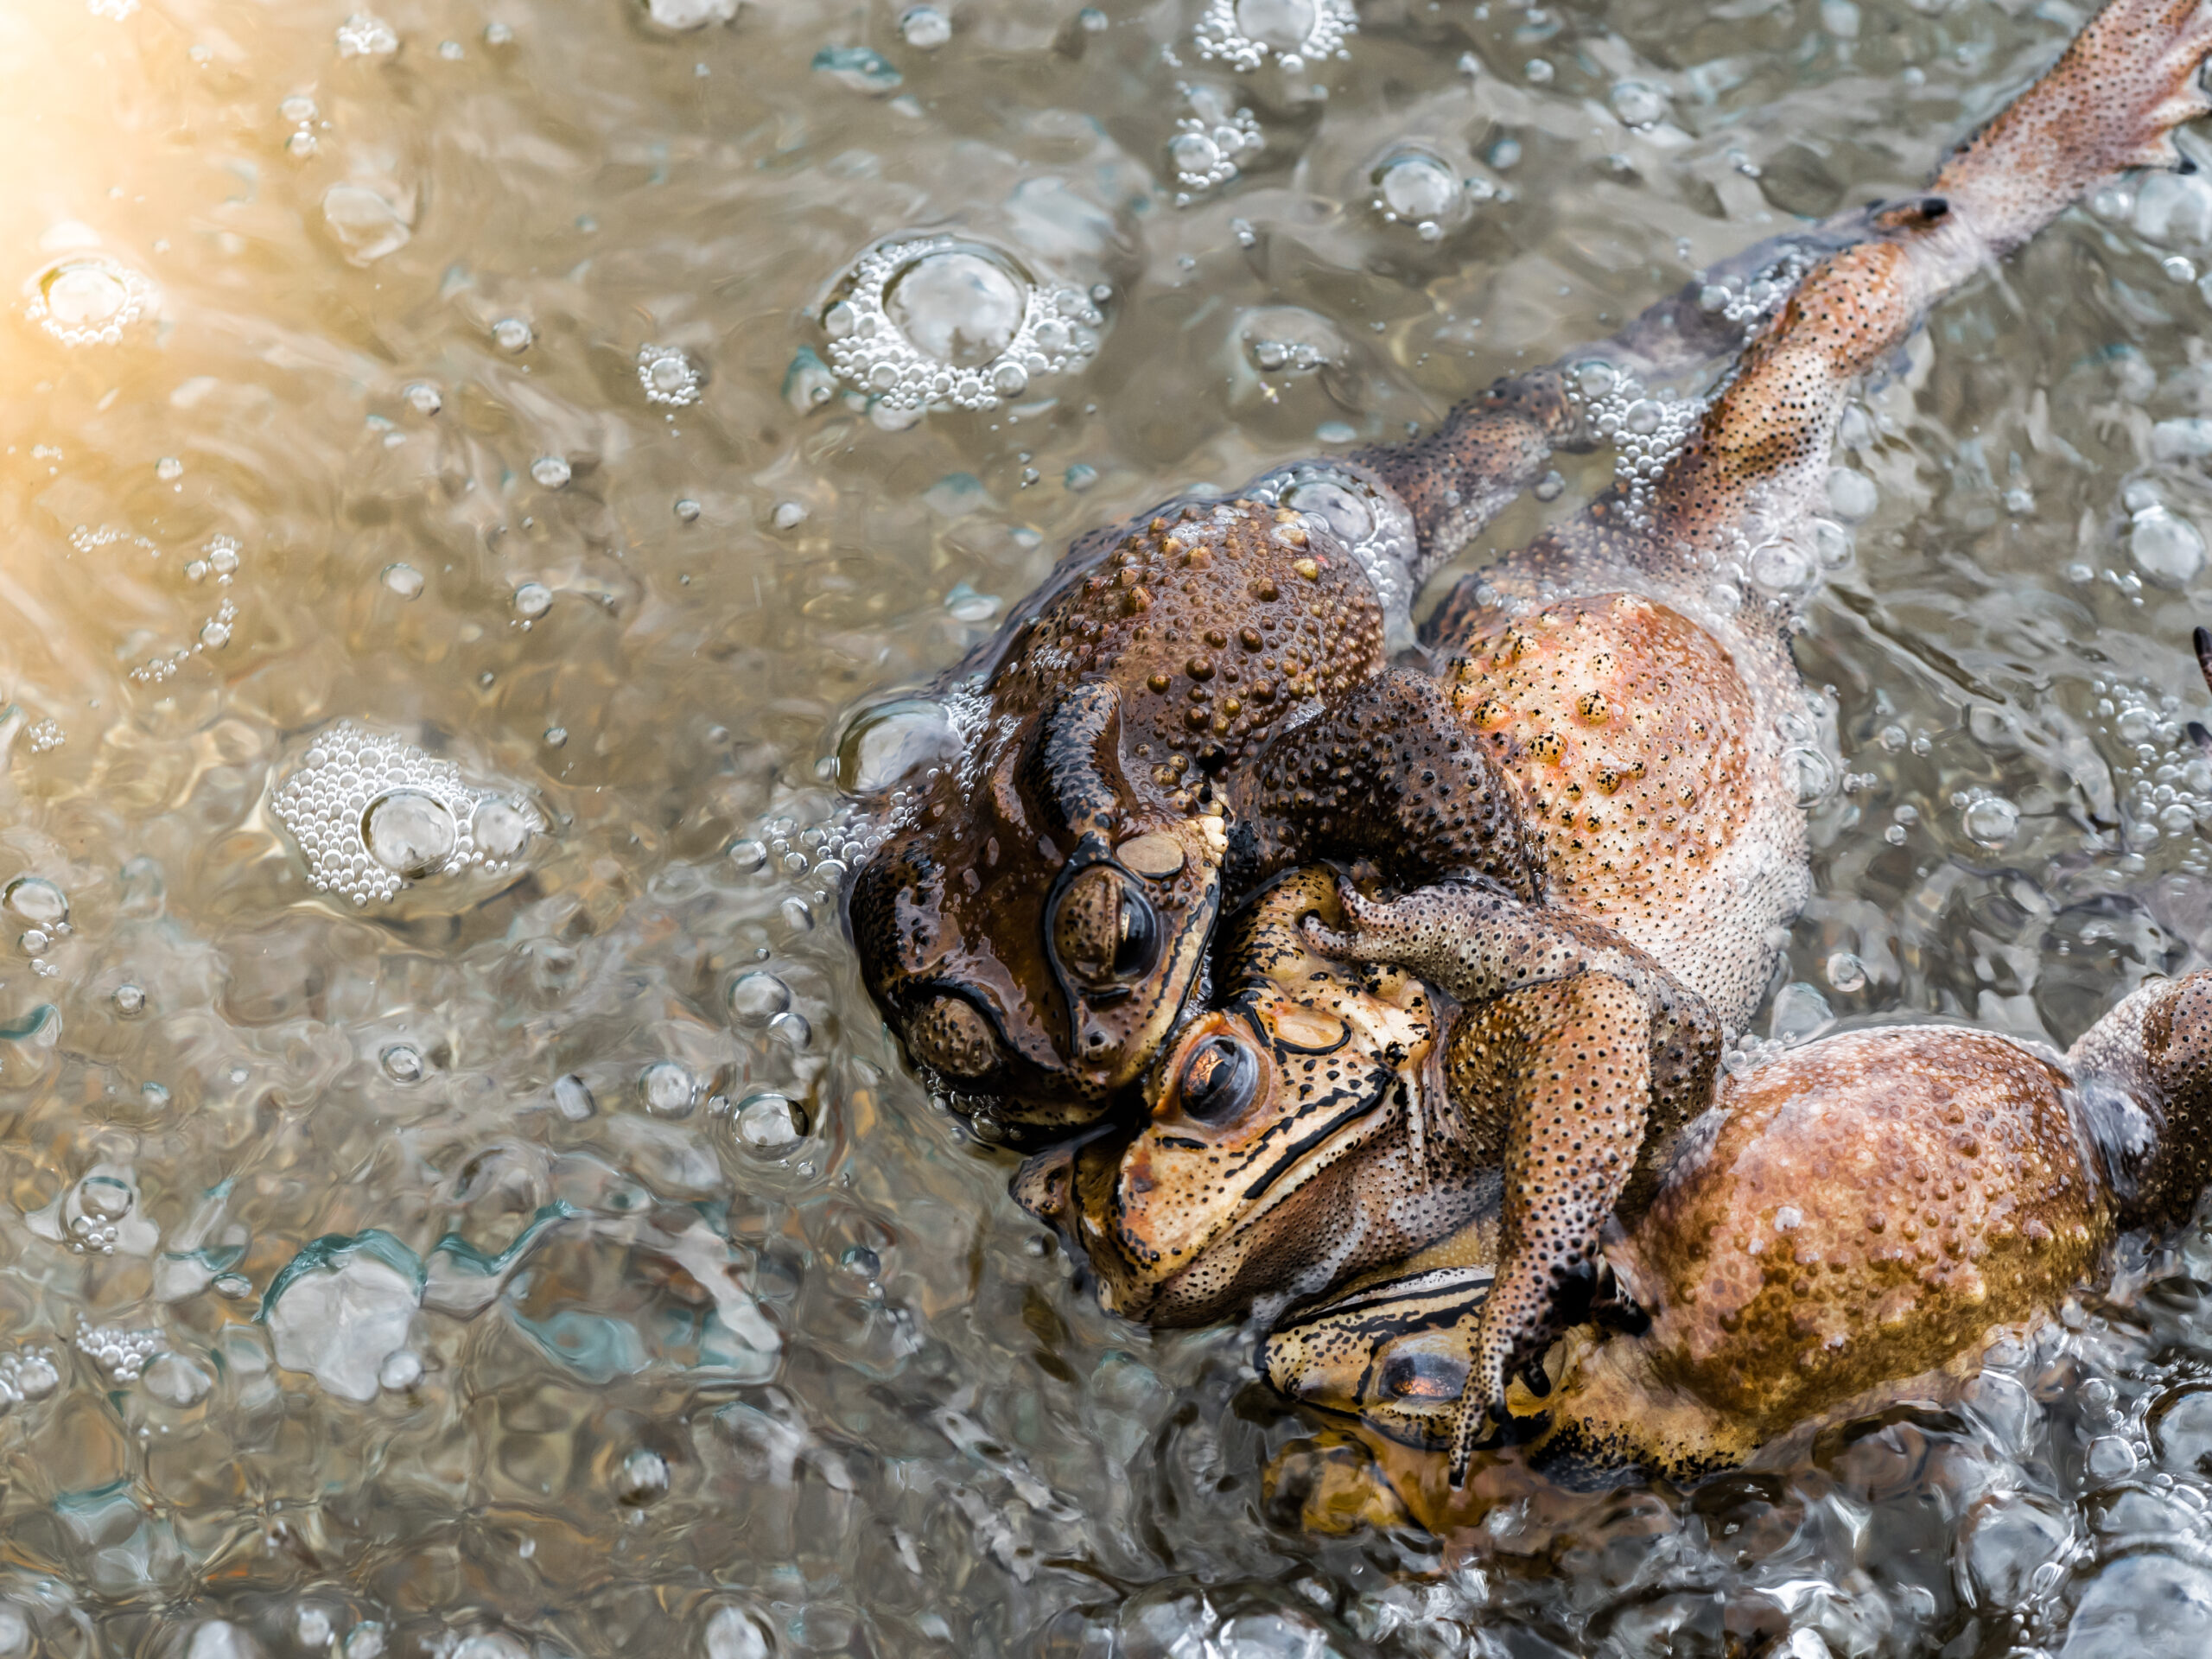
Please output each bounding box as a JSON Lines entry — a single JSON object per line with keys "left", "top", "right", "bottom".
{"left": 269, "top": 724, "right": 543, "bottom": 905}
{"left": 823, "top": 238, "right": 1103, "bottom": 415}
{"left": 24, "top": 256, "right": 153, "bottom": 347}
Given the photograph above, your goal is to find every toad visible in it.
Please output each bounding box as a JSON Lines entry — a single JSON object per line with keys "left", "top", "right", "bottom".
{"left": 866, "top": 0, "right": 2212, "bottom": 1430}
{"left": 1261, "top": 968, "right": 2212, "bottom": 1514}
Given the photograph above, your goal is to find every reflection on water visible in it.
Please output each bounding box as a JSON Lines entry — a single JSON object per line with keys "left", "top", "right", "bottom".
{"left": 4, "top": 0, "right": 2212, "bottom": 1652}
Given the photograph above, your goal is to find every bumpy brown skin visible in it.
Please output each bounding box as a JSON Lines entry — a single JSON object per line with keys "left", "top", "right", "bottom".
{"left": 851, "top": 502, "right": 1402, "bottom": 1138}
{"left": 1263, "top": 972, "right": 2212, "bottom": 1530}
{"left": 877, "top": 0, "right": 2212, "bottom": 1415}
{"left": 1299, "top": 0, "right": 2212, "bottom": 1436}
{"left": 1018, "top": 868, "right": 1717, "bottom": 1341}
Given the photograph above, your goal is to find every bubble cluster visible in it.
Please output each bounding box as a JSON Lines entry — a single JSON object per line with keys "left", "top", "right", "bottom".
{"left": 65, "top": 1171, "right": 137, "bottom": 1255}
{"left": 823, "top": 238, "right": 1103, "bottom": 415}
{"left": 1566, "top": 359, "right": 1704, "bottom": 532}
{"left": 127, "top": 532, "right": 242, "bottom": 683}
{"left": 0, "top": 1349, "right": 60, "bottom": 1409}
{"left": 1369, "top": 147, "right": 1487, "bottom": 241}
{"left": 335, "top": 12, "right": 398, "bottom": 58}
{"left": 637, "top": 344, "right": 703, "bottom": 406}
{"left": 26, "top": 720, "right": 65, "bottom": 755}
{"left": 75, "top": 1319, "right": 160, "bottom": 1385}
{"left": 270, "top": 724, "right": 544, "bottom": 905}
{"left": 1240, "top": 460, "right": 1421, "bottom": 632}
{"left": 1192, "top": 0, "right": 1356, "bottom": 73}
{"left": 24, "top": 256, "right": 154, "bottom": 347}
{"left": 2096, "top": 680, "right": 2212, "bottom": 849}
{"left": 1170, "top": 86, "right": 1262, "bottom": 204}
{"left": 282, "top": 95, "right": 320, "bottom": 157}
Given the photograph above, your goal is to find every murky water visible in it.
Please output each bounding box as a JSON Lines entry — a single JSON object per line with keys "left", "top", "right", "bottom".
{"left": 13, "top": 0, "right": 2212, "bottom": 1653}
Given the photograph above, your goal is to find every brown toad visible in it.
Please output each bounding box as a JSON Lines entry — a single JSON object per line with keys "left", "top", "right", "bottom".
{"left": 1262, "top": 969, "right": 2212, "bottom": 1510}
{"left": 858, "top": 0, "right": 2212, "bottom": 1431}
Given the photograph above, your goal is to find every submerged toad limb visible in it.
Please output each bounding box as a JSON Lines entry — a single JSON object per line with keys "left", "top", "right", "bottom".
{"left": 1263, "top": 971, "right": 2212, "bottom": 1517}
{"left": 1304, "top": 882, "right": 1718, "bottom": 1471}
{"left": 1015, "top": 868, "right": 1713, "bottom": 1347}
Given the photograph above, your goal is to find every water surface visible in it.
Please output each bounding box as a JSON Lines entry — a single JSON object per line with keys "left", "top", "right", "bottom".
{"left": 6, "top": 0, "right": 2212, "bottom": 1654}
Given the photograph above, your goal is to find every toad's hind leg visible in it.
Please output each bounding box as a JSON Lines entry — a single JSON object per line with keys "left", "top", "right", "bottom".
{"left": 1572, "top": 0, "right": 2212, "bottom": 592}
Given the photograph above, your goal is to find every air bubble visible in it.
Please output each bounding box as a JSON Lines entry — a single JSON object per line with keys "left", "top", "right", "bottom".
{"left": 728, "top": 971, "right": 791, "bottom": 1025}
{"left": 728, "top": 838, "right": 768, "bottom": 872}
{"left": 471, "top": 799, "right": 535, "bottom": 860}
{"left": 113, "top": 983, "right": 145, "bottom": 1016}
{"left": 1610, "top": 79, "right": 1667, "bottom": 127}
{"left": 1371, "top": 149, "right": 1464, "bottom": 234}
{"left": 614, "top": 1446, "right": 671, "bottom": 1504}
{"left": 378, "top": 1349, "right": 424, "bottom": 1391}
{"left": 5, "top": 877, "right": 68, "bottom": 929}
{"left": 1826, "top": 467, "right": 1879, "bottom": 522}
{"left": 553, "top": 1075, "right": 595, "bottom": 1120}
{"left": 735, "top": 1091, "right": 808, "bottom": 1154}
{"left": 512, "top": 582, "right": 553, "bottom": 619}
{"left": 531, "top": 455, "right": 572, "bottom": 489}
{"left": 382, "top": 563, "right": 424, "bottom": 599}
{"left": 492, "top": 317, "right": 533, "bottom": 353}
{"left": 644, "top": 0, "right": 738, "bottom": 27}
{"left": 639, "top": 1060, "right": 699, "bottom": 1118}
{"left": 899, "top": 4, "right": 951, "bottom": 47}
{"left": 381, "top": 1044, "right": 425, "bottom": 1084}
{"left": 365, "top": 791, "right": 458, "bottom": 878}
{"left": 1963, "top": 795, "right": 2019, "bottom": 847}
{"left": 823, "top": 238, "right": 1102, "bottom": 415}
{"left": 336, "top": 12, "right": 399, "bottom": 56}
{"left": 638, "top": 344, "right": 702, "bottom": 406}
{"left": 2131, "top": 502, "right": 2206, "bottom": 585}
{"left": 837, "top": 697, "right": 965, "bottom": 794}
{"left": 26, "top": 257, "right": 153, "bottom": 347}
{"left": 404, "top": 383, "right": 442, "bottom": 415}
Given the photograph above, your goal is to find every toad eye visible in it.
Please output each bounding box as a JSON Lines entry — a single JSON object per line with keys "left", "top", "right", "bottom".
{"left": 1049, "top": 864, "right": 1160, "bottom": 995}
{"left": 1177, "top": 1034, "right": 1261, "bottom": 1126}
{"left": 1380, "top": 1349, "right": 1469, "bottom": 1402}
{"left": 906, "top": 994, "right": 1002, "bottom": 1079}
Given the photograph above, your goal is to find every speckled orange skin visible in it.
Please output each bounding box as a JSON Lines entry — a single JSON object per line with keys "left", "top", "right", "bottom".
{"left": 1264, "top": 971, "right": 2212, "bottom": 1527}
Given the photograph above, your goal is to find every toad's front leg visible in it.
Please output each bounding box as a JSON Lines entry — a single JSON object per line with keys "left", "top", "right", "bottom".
{"left": 1303, "top": 884, "right": 1716, "bottom": 1478}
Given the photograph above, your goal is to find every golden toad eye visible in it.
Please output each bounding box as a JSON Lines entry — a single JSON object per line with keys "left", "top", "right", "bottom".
{"left": 906, "top": 995, "right": 1001, "bottom": 1079}
{"left": 1049, "top": 865, "right": 1160, "bottom": 994}
{"left": 1177, "top": 1034, "right": 1260, "bottom": 1126}
{"left": 1380, "top": 1349, "right": 1468, "bottom": 1402}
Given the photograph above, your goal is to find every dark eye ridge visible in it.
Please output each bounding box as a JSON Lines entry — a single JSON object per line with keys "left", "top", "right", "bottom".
{"left": 1179, "top": 1034, "right": 1259, "bottom": 1125}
